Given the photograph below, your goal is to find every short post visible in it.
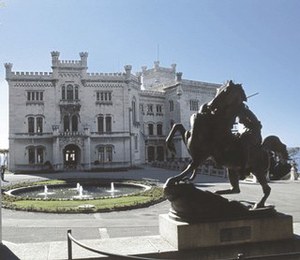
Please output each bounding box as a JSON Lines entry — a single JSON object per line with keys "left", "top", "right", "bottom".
{"left": 0, "top": 175, "right": 2, "bottom": 245}
{"left": 67, "top": 229, "right": 72, "bottom": 260}
{"left": 290, "top": 163, "right": 298, "bottom": 181}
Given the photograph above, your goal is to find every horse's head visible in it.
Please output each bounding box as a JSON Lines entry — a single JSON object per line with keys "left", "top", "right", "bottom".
{"left": 208, "top": 80, "right": 247, "bottom": 114}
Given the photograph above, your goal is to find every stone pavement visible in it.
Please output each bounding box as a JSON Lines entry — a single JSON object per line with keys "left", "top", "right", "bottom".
{"left": 1, "top": 166, "right": 300, "bottom": 259}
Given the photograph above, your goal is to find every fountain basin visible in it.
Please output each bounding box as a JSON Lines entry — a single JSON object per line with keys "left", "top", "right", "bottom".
{"left": 5, "top": 181, "right": 150, "bottom": 200}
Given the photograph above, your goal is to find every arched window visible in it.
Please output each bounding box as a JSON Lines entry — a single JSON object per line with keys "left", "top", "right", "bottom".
{"left": 157, "top": 146, "right": 164, "bottom": 161}
{"left": 28, "top": 147, "right": 35, "bottom": 164}
{"left": 64, "top": 115, "right": 70, "bottom": 132}
{"left": 28, "top": 117, "right": 35, "bottom": 134}
{"left": 98, "top": 147, "right": 105, "bottom": 162}
{"left": 97, "top": 115, "right": 104, "bottom": 133}
{"left": 36, "top": 117, "right": 43, "bottom": 133}
{"left": 106, "top": 146, "right": 113, "bottom": 162}
{"left": 67, "top": 85, "right": 73, "bottom": 100}
{"left": 97, "top": 146, "right": 113, "bottom": 163}
{"left": 72, "top": 115, "right": 78, "bottom": 132}
{"left": 148, "top": 123, "right": 154, "bottom": 136}
{"left": 106, "top": 116, "right": 112, "bottom": 133}
{"left": 132, "top": 98, "right": 137, "bottom": 124}
{"left": 75, "top": 86, "right": 79, "bottom": 100}
{"left": 62, "top": 85, "right": 66, "bottom": 100}
{"left": 169, "top": 100, "right": 174, "bottom": 111}
{"left": 148, "top": 146, "right": 155, "bottom": 162}
{"left": 36, "top": 147, "right": 44, "bottom": 163}
{"left": 157, "top": 123, "right": 163, "bottom": 136}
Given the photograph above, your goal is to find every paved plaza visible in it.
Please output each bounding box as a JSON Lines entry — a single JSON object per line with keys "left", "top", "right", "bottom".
{"left": 1, "top": 166, "right": 300, "bottom": 259}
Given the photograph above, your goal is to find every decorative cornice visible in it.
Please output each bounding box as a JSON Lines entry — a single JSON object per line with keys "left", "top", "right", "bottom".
{"left": 14, "top": 82, "right": 54, "bottom": 88}
{"left": 59, "top": 72, "right": 81, "bottom": 78}
{"left": 85, "top": 82, "right": 124, "bottom": 88}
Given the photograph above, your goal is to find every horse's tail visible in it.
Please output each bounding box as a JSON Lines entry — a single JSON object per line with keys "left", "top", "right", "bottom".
{"left": 262, "top": 135, "right": 289, "bottom": 161}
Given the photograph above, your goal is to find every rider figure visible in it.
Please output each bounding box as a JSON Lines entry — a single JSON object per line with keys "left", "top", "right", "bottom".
{"left": 237, "top": 105, "right": 262, "bottom": 170}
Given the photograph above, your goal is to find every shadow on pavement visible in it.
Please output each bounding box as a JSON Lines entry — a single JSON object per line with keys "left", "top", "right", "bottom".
{"left": 0, "top": 244, "right": 21, "bottom": 260}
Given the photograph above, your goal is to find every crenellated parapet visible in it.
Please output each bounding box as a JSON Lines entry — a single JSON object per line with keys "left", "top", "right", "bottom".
{"left": 141, "top": 61, "right": 177, "bottom": 89}
{"left": 51, "top": 51, "right": 89, "bottom": 73}
{"left": 4, "top": 61, "right": 54, "bottom": 82}
{"left": 142, "top": 61, "right": 177, "bottom": 76}
{"left": 84, "top": 64, "right": 140, "bottom": 86}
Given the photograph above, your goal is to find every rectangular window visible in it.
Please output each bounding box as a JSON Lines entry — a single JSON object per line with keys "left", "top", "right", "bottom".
{"left": 156, "top": 105, "right": 162, "bottom": 113}
{"left": 27, "top": 91, "right": 44, "bottom": 102}
{"left": 96, "top": 91, "right": 112, "bottom": 103}
{"left": 147, "top": 104, "right": 153, "bottom": 113}
{"left": 134, "top": 135, "right": 138, "bottom": 150}
{"left": 190, "top": 100, "right": 199, "bottom": 111}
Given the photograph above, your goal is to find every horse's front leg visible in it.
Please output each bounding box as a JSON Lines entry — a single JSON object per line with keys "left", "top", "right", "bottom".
{"left": 252, "top": 171, "right": 271, "bottom": 209}
{"left": 164, "top": 161, "right": 198, "bottom": 187}
{"left": 166, "top": 124, "right": 186, "bottom": 154}
{"left": 215, "top": 169, "right": 241, "bottom": 194}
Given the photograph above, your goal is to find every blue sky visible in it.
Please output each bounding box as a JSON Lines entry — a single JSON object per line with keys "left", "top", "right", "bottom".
{"left": 0, "top": 0, "right": 299, "bottom": 148}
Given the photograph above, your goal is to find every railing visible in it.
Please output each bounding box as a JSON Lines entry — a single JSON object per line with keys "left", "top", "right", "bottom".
{"left": 67, "top": 230, "right": 300, "bottom": 260}
{"left": 67, "top": 230, "right": 167, "bottom": 260}
{"left": 222, "top": 251, "right": 300, "bottom": 259}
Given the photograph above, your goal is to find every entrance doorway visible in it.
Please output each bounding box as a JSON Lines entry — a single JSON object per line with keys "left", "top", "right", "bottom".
{"left": 63, "top": 144, "right": 80, "bottom": 169}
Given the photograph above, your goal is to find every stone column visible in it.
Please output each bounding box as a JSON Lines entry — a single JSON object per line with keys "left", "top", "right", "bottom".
{"left": 52, "top": 126, "right": 60, "bottom": 170}
{"left": 84, "top": 127, "right": 91, "bottom": 170}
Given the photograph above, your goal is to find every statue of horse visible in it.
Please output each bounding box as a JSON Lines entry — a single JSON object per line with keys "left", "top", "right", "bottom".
{"left": 165, "top": 81, "right": 289, "bottom": 209}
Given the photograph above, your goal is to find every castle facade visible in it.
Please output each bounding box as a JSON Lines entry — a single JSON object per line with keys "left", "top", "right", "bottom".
{"left": 5, "top": 52, "right": 220, "bottom": 172}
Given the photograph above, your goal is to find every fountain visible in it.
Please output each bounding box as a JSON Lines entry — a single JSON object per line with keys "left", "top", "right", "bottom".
{"left": 8, "top": 181, "right": 149, "bottom": 200}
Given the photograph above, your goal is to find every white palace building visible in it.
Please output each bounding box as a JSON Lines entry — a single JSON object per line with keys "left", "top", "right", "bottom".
{"left": 5, "top": 52, "right": 220, "bottom": 173}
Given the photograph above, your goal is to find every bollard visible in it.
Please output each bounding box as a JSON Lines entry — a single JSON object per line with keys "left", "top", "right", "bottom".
{"left": 67, "top": 229, "right": 72, "bottom": 260}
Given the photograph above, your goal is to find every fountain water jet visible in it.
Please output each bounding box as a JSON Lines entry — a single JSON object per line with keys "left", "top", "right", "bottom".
{"left": 107, "top": 182, "right": 119, "bottom": 193}
{"left": 37, "top": 185, "right": 55, "bottom": 199}
{"left": 73, "top": 185, "right": 91, "bottom": 200}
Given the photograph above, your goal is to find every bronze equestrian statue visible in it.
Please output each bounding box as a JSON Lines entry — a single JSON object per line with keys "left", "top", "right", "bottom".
{"left": 165, "top": 81, "right": 289, "bottom": 209}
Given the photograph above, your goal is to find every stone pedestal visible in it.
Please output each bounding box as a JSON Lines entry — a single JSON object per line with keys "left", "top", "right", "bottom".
{"left": 159, "top": 213, "right": 293, "bottom": 250}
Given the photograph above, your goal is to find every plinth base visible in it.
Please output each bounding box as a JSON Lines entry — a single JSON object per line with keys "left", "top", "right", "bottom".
{"left": 159, "top": 213, "right": 293, "bottom": 250}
